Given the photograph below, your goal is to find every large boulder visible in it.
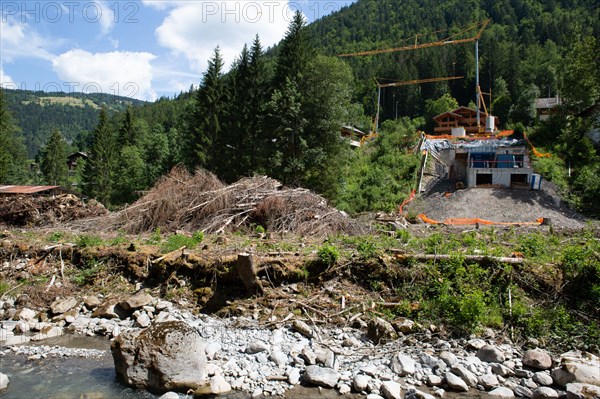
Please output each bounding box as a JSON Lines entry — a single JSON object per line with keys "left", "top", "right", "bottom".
{"left": 302, "top": 365, "right": 340, "bottom": 388}
{"left": 50, "top": 297, "right": 78, "bottom": 315}
{"left": 0, "top": 372, "right": 8, "bottom": 390}
{"left": 523, "top": 349, "right": 553, "bottom": 370}
{"left": 111, "top": 321, "right": 207, "bottom": 394}
{"left": 390, "top": 353, "right": 416, "bottom": 376}
{"left": 477, "top": 345, "right": 505, "bottom": 363}
{"left": 119, "top": 292, "right": 153, "bottom": 311}
{"left": 566, "top": 383, "right": 600, "bottom": 399}
{"left": 552, "top": 352, "right": 600, "bottom": 387}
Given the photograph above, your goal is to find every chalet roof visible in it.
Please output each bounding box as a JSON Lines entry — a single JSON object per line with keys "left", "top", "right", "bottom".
{"left": 341, "top": 125, "right": 367, "bottom": 136}
{"left": 433, "top": 111, "right": 463, "bottom": 120}
{"left": 433, "top": 106, "right": 489, "bottom": 121}
{"left": 0, "top": 185, "right": 61, "bottom": 194}
{"left": 67, "top": 151, "right": 88, "bottom": 159}
{"left": 535, "top": 97, "right": 561, "bottom": 109}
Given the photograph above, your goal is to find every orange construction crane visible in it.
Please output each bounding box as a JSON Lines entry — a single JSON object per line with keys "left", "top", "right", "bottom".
{"left": 339, "top": 19, "right": 490, "bottom": 57}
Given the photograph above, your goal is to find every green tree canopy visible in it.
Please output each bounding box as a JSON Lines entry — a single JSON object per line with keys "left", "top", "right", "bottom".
{"left": 40, "top": 129, "right": 68, "bottom": 186}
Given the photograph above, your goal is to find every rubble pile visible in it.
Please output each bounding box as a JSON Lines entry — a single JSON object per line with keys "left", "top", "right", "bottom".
{"left": 0, "top": 194, "right": 107, "bottom": 227}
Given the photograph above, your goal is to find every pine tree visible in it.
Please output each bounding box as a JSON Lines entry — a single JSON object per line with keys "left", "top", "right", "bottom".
{"left": 273, "top": 11, "right": 313, "bottom": 88}
{"left": 118, "top": 106, "right": 136, "bottom": 146}
{"left": 83, "top": 107, "right": 117, "bottom": 205}
{"left": 186, "top": 47, "right": 227, "bottom": 171}
{"left": 40, "top": 129, "right": 68, "bottom": 186}
{"left": 0, "top": 88, "right": 27, "bottom": 184}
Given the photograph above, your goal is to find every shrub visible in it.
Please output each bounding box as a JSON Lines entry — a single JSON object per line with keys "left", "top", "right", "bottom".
{"left": 161, "top": 232, "right": 204, "bottom": 253}
{"left": 76, "top": 234, "right": 103, "bottom": 248}
{"left": 317, "top": 243, "right": 340, "bottom": 265}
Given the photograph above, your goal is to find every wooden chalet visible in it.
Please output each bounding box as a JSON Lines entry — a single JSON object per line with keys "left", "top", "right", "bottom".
{"left": 432, "top": 106, "right": 499, "bottom": 135}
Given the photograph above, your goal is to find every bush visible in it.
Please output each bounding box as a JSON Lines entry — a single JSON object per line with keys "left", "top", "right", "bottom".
{"left": 76, "top": 234, "right": 103, "bottom": 248}
{"left": 317, "top": 243, "right": 340, "bottom": 265}
{"left": 161, "top": 232, "right": 204, "bottom": 253}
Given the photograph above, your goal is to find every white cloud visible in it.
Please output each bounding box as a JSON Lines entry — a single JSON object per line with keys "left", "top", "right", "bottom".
{"left": 152, "top": 1, "right": 295, "bottom": 73}
{"left": 0, "top": 68, "right": 16, "bottom": 89}
{"left": 97, "top": 0, "right": 116, "bottom": 35}
{"left": 0, "top": 18, "right": 56, "bottom": 62}
{"left": 52, "top": 50, "right": 157, "bottom": 101}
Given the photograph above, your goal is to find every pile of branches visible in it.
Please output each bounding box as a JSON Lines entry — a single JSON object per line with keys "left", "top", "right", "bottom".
{"left": 109, "top": 166, "right": 367, "bottom": 236}
{"left": 0, "top": 194, "right": 107, "bottom": 227}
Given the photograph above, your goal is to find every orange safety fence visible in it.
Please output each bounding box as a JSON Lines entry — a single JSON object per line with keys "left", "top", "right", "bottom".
{"left": 398, "top": 189, "right": 416, "bottom": 215}
{"left": 418, "top": 214, "right": 544, "bottom": 226}
{"left": 524, "top": 133, "right": 552, "bottom": 158}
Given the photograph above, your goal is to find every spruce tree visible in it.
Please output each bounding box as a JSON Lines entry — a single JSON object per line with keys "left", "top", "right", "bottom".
{"left": 0, "top": 88, "right": 27, "bottom": 184}
{"left": 273, "top": 11, "right": 313, "bottom": 88}
{"left": 186, "top": 47, "right": 227, "bottom": 171}
{"left": 40, "top": 129, "right": 68, "bottom": 186}
{"left": 83, "top": 107, "right": 117, "bottom": 205}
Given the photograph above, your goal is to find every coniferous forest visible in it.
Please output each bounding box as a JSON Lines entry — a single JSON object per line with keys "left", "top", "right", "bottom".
{"left": 1, "top": 0, "right": 599, "bottom": 214}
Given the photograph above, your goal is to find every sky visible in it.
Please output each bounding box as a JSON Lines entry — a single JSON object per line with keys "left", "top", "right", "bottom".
{"left": 0, "top": 0, "right": 356, "bottom": 101}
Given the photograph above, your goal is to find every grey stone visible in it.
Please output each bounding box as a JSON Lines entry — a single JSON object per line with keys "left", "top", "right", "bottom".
{"left": 0, "top": 372, "right": 8, "bottom": 390}
{"left": 300, "top": 348, "right": 317, "bottom": 365}
{"left": 532, "top": 387, "right": 559, "bottom": 399}
{"left": 522, "top": 378, "right": 539, "bottom": 390}
{"left": 338, "top": 383, "right": 352, "bottom": 395}
{"left": 204, "top": 342, "right": 221, "bottom": 360}
{"left": 158, "top": 392, "right": 179, "bottom": 399}
{"left": 380, "top": 380, "right": 402, "bottom": 399}
{"left": 427, "top": 375, "right": 443, "bottom": 387}
{"left": 491, "top": 363, "right": 515, "bottom": 377}
{"left": 439, "top": 351, "right": 458, "bottom": 367}
{"left": 13, "top": 307, "right": 36, "bottom": 321}
{"left": 533, "top": 372, "right": 553, "bottom": 386}
{"left": 467, "top": 339, "right": 487, "bottom": 350}
{"left": 488, "top": 387, "right": 515, "bottom": 397}
{"left": 245, "top": 341, "right": 270, "bottom": 354}
{"left": 50, "top": 297, "right": 78, "bottom": 315}
{"left": 135, "top": 312, "right": 151, "bottom": 328}
{"left": 445, "top": 372, "right": 469, "bottom": 392}
{"left": 270, "top": 349, "right": 288, "bottom": 368}
{"left": 119, "top": 292, "right": 153, "bottom": 311}
{"left": 477, "top": 345, "right": 506, "bottom": 363}
{"left": 303, "top": 365, "right": 340, "bottom": 389}
{"left": 209, "top": 374, "right": 231, "bottom": 394}
{"left": 288, "top": 368, "right": 301, "bottom": 385}
{"left": 514, "top": 385, "right": 534, "bottom": 398}
{"left": 450, "top": 365, "right": 478, "bottom": 387}
{"left": 92, "top": 298, "right": 122, "bottom": 319}
{"left": 292, "top": 320, "right": 313, "bottom": 338}
{"left": 565, "top": 382, "right": 600, "bottom": 399}
{"left": 111, "top": 321, "right": 207, "bottom": 393}
{"left": 390, "top": 353, "right": 416, "bottom": 376}
{"left": 392, "top": 318, "right": 415, "bottom": 334}
{"left": 552, "top": 362, "right": 600, "bottom": 387}
{"left": 367, "top": 395, "right": 385, "bottom": 399}
{"left": 84, "top": 295, "right": 102, "bottom": 309}
{"left": 523, "top": 349, "right": 553, "bottom": 371}
{"left": 479, "top": 374, "right": 500, "bottom": 390}
{"left": 353, "top": 374, "right": 371, "bottom": 392}
{"left": 30, "top": 326, "right": 63, "bottom": 341}
{"left": 367, "top": 317, "right": 397, "bottom": 344}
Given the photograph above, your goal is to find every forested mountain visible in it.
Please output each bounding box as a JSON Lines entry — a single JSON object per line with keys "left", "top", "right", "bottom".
{"left": 308, "top": 0, "right": 600, "bottom": 122}
{"left": 3, "top": 90, "right": 146, "bottom": 158}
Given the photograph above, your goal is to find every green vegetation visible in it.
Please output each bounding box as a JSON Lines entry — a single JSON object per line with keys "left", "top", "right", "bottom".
{"left": 160, "top": 232, "right": 204, "bottom": 253}
{"left": 317, "top": 243, "right": 340, "bottom": 265}
{"left": 76, "top": 234, "right": 104, "bottom": 248}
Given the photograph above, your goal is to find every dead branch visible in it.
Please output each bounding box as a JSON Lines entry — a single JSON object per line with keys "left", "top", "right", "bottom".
{"left": 390, "top": 251, "right": 525, "bottom": 264}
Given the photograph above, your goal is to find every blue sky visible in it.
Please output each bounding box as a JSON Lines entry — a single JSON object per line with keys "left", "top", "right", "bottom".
{"left": 1, "top": 1, "right": 356, "bottom": 101}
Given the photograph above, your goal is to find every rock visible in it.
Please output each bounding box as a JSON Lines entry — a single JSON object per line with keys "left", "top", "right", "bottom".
{"left": 380, "top": 380, "right": 402, "bottom": 399}
{"left": 303, "top": 365, "right": 340, "bottom": 389}
{"left": 354, "top": 374, "right": 371, "bottom": 392}
{"left": 301, "top": 348, "right": 317, "bottom": 365}
{"left": 467, "top": 339, "right": 487, "bottom": 350}
{"left": 92, "top": 298, "right": 122, "bottom": 319}
{"left": 292, "top": 320, "right": 313, "bottom": 338}
{"left": 367, "top": 395, "right": 385, "bottom": 399}
{"left": 13, "top": 307, "right": 36, "bottom": 321}
{"left": 155, "top": 300, "right": 172, "bottom": 311}
{"left": 523, "top": 349, "right": 553, "bottom": 370}
{"left": 450, "top": 365, "right": 478, "bottom": 387}
{"left": 552, "top": 361, "right": 600, "bottom": 387}
{"left": 30, "top": 326, "right": 63, "bottom": 340}
{"left": 566, "top": 382, "right": 600, "bottom": 399}
{"left": 84, "top": 296, "right": 102, "bottom": 309}
{"left": 445, "top": 372, "right": 469, "bottom": 392}
{"left": 392, "top": 318, "right": 415, "bottom": 334}
{"left": 390, "top": 353, "right": 416, "bottom": 376}
{"left": 339, "top": 384, "right": 352, "bottom": 394}
{"left": 205, "top": 342, "right": 221, "bottom": 360}
{"left": 135, "top": 312, "right": 151, "bottom": 328}
{"left": 477, "top": 345, "right": 505, "bottom": 363}
{"left": 50, "top": 297, "right": 78, "bottom": 315}
{"left": 245, "top": 341, "right": 270, "bottom": 354}
{"left": 533, "top": 372, "right": 553, "bottom": 386}
{"left": 491, "top": 363, "right": 514, "bottom": 377}
{"left": 158, "top": 393, "right": 180, "bottom": 399}
{"left": 209, "top": 375, "right": 231, "bottom": 394}
{"left": 514, "top": 385, "right": 534, "bottom": 398}
{"left": 0, "top": 372, "right": 8, "bottom": 390}
{"left": 439, "top": 351, "right": 458, "bottom": 367}
{"left": 488, "top": 387, "right": 515, "bottom": 397}
{"left": 532, "top": 387, "right": 559, "bottom": 399}
{"left": 111, "top": 321, "right": 207, "bottom": 394}
{"left": 271, "top": 349, "right": 288, "bottom": 368}
{"left": 368, "top": 317, "right": 397, "bottom": 344}
{"left": 479, "top": 374, "right": 500, "bottom": 390}
{"left": 288, "top": 368, "right": 301, "bottom": 385}
{"left": 14, "top": 320, "right": 29, "bottom": 333}
{"left": 427, "top": 375, "right": 443, "bottom": 387}
{"left": 410, "top": 388, "right": 436, "bottom": 399}
{"left": 120, "top": 292, "right": 153, "bottom": 311}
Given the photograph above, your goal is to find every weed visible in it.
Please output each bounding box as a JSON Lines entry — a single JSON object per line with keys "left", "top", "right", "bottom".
{"left": 72, "top": 260, "right": 101, "bottom": 286}
{"left": 396, "top": 229, "right": 411, "bottom": 243}
{"left": 317, "top": 243, "right": 340, "bottom": 265}
{"left": 0, "top": 281, "right": 10, "bottom": 296}
{"left": 146, "top": 228, "right": 162, "bottom": 245}
{"left": 160, "top": 232, "right": 204, "bottom": 253}
{"left": 47, "top": 231, "right": 64, "bottom": 243}
{"left": 76, "top": 234, "right": 103, "bottom": 248}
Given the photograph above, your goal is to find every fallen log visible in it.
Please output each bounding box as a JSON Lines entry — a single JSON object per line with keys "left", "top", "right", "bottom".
{"left": 390, "top": 251, "right": 524, "bottom": 265}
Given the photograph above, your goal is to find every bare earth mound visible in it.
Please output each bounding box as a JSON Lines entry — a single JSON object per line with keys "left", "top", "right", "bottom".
{"left": 408, "top": 185, "right": 587, "bottom": 229}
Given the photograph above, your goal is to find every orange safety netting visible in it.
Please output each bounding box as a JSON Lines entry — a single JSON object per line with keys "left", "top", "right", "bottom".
{"left": 524, "top": 133, "right": 552, "bottom": 158}
{"left": 418, "top": 214, "right": 544, "bottom": 226}
{"left": 398, "top": 189, "right": 416, "bottom": 215}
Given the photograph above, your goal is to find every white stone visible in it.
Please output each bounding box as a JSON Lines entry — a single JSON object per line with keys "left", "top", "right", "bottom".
{"left": 488, "top": 387, "right": 515, "bottom": 397}
{"left": 205, "top": 342, "right": 221, "bottom": 360}
{"left": 0, "top": 372, "right": 9, "bottom": 390}
{"left": 209, "top": 374, "right": 231, "bottom": 394}
{"left": 353, "top": 374, "right": 371, "bottom": 392}
{"left": 288, "top": 368, "right": 301, "bottom": 385}
{"left": 566, "top": 382, "right": 600, "bottom": 399}
{"left": 450, "top": 365, "right": 477, "bottom": 387}
{"left": 439, "top": 351, "right": 458, "bottom": 367}
{"left": 445, "top": 372, "right": 469, "bottom": 392}
{"left": 135, "top": 312, "right": 151, "bottom": 328}
{"left": 380, "top": 380, "right": 402, "bottom": 399}
{"left": 158, "top": 392, "right": 179, "bottom": 399}
{"left": 390, "top": 353, "right": 416, "bottom": 376}
{"left": 245, "top": 341, "right": 270, "bottom": 354}
{"left": 533, "top": 371, "right": 553, "bottom": 386}
{"left": 338, "top": 383, "right": 352, "bottom": 394}
{"left": 30, "top": 326, "right": 62, "bottom": 341}
{"left": 532, "top": 387, "right": 559, "bottom": 399}
{"left": 303, "top": 365, "right": 340, "bottom": 388}
{"left": 479, "top": 373, "right": 499, "bottom": 389}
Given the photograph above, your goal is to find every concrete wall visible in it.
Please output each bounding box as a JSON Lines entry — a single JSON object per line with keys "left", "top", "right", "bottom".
{"left": 467, "top": 168, "right": 533, "bottom": 187}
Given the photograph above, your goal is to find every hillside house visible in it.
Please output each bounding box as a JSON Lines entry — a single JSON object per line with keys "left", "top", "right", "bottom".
{"left": 535, "top": 97, "right": 561, "bottom": 121}
{"left": 432, "top": 106, "right": 499, "bottom": 135}
{"left": 424, "top": 138, "right": 535, "bottom": 189}
{"left": 67, "top": 152, "right": 88, "bottom": 173}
